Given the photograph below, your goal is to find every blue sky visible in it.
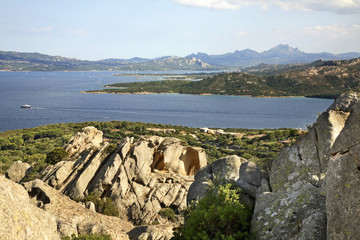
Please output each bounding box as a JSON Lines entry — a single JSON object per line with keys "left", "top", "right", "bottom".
{"left": 1, "top": 0, "right": 359, "bottom": 60}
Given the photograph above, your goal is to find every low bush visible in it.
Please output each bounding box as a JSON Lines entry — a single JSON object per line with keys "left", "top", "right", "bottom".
{"left": 173, "top": 183, "right": 254, "bottom": 240}
{"left": 81, "top": 192, "right": 119, "bottom": 217}
{"left": 62, "top": 234, "right": 111, "bottom": 240}
{"left": 159, "top": 208, "right": 175, "bottom": 221}
{"left": 45, "top": 147, "right": 68, "bottom": 165}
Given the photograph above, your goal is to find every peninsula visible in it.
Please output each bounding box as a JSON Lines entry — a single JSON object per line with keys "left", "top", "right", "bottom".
{"left": 86, "top": 58, "right": 360, "bottom": 98}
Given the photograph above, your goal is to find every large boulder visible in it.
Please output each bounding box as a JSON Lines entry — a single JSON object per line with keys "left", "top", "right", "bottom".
{"left": 22, "top": 179, "right": 133, "bottom": 240}
{"left": 187, "top": 154, "right": 265, "bottom": 209}
{"left": 0, "top": 175, "right": 60, "bottom": 240}
{"left": 187, "top": 155, "right": 245, "bottom": 203}
{"left": 325, "top": 99, "right": 360, "bottom": 239}
{"left": 5, "top": 160, "right": 32, "bottom": 183}
{"left": 251, "top": 183, "right": 326, "bottom": 239}
{"left": 251, "top": 91, "right": 360, "bottom": 239}
{"left": 128, "top": 224, "right": 174, "bottom": 240}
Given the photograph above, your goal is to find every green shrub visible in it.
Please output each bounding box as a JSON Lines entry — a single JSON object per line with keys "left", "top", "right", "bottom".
{"left": 62, "top": 234, "right": 111, "bottom": 240}
{"left": 282, "top": 130, "right": 290, "bottom": 137}
{"left": 104, "top": 143, "right": 117, "bottom": 156}
{"left": 290, "top": 129, "right": 300, "bottom": 137}
{"left": 173, "top": 183, "right": 254, "bottom": 240}
{"left": 45, "top": 147, "right": 68, "bottom": 165}
{"left": 159, "top": 208, "right": 175, "bottom": 221}
{"left": 81, "top": 192, "right": 119, "bottom": 217}
{"left": 34, "top": 129, "right": 63, "bottom": 140}
{"left": 266, "top": 132, "right": 275, "bottom": 139}
{"left": 274, "top": 130, "right": 283, "bottom": 138}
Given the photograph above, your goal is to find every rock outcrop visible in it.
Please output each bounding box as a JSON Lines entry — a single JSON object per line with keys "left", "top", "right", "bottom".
{"left": 187, "top": 155, "right": 265, "bottom": 209}
{"left": 0, "top": 175, "right": 60, "bottom": 240}
{"left": 128, "top": 224, "right": 174, "bottom": 240}
{"left": 41, "top": 130, "right": 207, "bottom": 225}
{"left": 326, "top": 95, "right": 360, "bottom": 239}
{"left": 22, "top": 179, "right": 133, "bottom": 240}
{"left": 251, "top": 91, "right": 360, "bottom": 239}
{"left": 65, "top": 126, "right": 103, "bottom": 158}
{"left": 5, "top": 160, "right": 32, "bottom": 183}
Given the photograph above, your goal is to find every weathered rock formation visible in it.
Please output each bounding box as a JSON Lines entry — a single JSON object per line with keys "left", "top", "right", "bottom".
{"left": 41, "top": 130, "right": 207, "bottom": 225}
{"left": 0, "top": 175, "right": 61, "bottom": 240}
{"left": 128, "top": 224, "right": 174, "bottom": 240}
{"left": 251, "top": 91, "right": 360, "bottom": 239}
{"left": 187, "top": 155, "right": 266, "bottom": 209}
{"left": 22, "top": 179, "right": 133, "bottom": 240}
{"left": 5, "top": 160, "right": 32, "bottom": 183}
{"left": 65, "top": 126, "right": 104, "bottom": 158}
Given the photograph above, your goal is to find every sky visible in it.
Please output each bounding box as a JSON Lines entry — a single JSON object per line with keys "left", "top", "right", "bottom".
{"left": 0, "top": 0, "right": 359, "bottom": 60}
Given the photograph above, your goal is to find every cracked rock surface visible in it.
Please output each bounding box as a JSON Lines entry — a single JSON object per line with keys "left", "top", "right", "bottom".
{"left": 251, "top": 91, "right": 360, "bottom": 239}
{"left": 42, "top": 130, "right": 207, "bottom": 227}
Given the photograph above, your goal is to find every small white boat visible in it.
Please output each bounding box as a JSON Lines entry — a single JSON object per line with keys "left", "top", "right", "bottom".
{"left": 20, "top": 104, "right": 32, "bottom": 108}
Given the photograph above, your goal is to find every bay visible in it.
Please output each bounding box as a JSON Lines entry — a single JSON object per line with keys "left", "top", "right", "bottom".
{"left": 0, "top": 71, "right": 333, "bottom": 132}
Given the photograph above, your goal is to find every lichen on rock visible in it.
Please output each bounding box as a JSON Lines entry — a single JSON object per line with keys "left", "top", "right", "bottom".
{"left": 251, "top": 91, "right": 360, "bottom": 239}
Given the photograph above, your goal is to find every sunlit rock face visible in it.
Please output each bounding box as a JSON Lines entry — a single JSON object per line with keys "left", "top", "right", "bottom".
{"left": 0, "top": 175, "right": 61, "bottom": 240}
{"left": 42, "top": 129, "right": 207, "bottom": 225}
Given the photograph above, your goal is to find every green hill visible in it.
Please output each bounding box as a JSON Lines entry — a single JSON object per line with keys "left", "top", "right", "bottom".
{"left": 88, "top": 58, "right": 360, "bottom": 98}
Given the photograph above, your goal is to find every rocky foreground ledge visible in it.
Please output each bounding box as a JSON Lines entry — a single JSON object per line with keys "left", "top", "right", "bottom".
{"left": 2, "top": 91, "right": 360, "bottom": 239}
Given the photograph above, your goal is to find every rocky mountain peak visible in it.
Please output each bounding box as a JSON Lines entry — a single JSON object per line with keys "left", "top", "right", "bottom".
{"left": 261, "top": 44, "right": 303, "bottom": 57}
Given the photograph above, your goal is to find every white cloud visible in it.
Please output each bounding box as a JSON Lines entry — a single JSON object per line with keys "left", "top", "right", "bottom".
{"left": 173, "top": 0, "right": 360, "bottom": 13}
{"left": 174, "top": 0, "right": 240, "bottom": 9}
{"left": 303, "top": 24, "right": 360, "bottom": 38}
{"left": 30, "top": 27, "right": 53, "bottom": 33}
{"left": 236, "top": 30, "right": 248, "bottom": 37}
{"left": 68, "top": 30, "right": 90, "bottom": 37}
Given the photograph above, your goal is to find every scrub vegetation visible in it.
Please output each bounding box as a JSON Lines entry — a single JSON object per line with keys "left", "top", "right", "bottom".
{"left": 0, "top": 121, "right": 300, "bottom": 177}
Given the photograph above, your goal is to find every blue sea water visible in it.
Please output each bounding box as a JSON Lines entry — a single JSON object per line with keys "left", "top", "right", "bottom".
{"left": 0, "top": 71, "right": 333, "bottom": 132}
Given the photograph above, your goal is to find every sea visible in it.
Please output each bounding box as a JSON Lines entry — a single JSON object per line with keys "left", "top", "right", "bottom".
{"left": 0, "top": 71, "right": 334, "bottom": 132}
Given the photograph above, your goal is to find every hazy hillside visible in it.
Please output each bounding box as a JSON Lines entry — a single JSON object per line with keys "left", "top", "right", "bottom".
{"left": 0, "top": 51, "right": 223, "bottom": 71}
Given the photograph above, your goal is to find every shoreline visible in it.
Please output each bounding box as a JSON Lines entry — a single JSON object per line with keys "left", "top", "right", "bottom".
{"left": 81, "top": 90, "right": 309, "bottom": 98}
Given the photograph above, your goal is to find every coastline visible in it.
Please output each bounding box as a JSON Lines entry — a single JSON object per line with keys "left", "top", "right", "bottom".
{"left": 81, "top": 90, "right": 307, "bottom": 98}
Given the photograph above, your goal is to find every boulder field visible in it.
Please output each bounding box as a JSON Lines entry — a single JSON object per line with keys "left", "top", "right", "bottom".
{"left": 2, "top": 91, "right": 360, "bottom": 239}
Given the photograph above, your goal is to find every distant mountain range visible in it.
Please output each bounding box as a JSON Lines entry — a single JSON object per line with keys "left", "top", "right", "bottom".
{"left": 0, "top": 44, "right": 359, "bottom": 71}
{"left": 0, "top": 51, "right": 222, "bottom": 71}
{"left": 186, "top": 44, "right": 360, "bottom": 67}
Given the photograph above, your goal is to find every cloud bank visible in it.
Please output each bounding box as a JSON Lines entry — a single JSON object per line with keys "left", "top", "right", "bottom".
{"left": 173, "top": 0, "right": 360, "bottom": 14}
